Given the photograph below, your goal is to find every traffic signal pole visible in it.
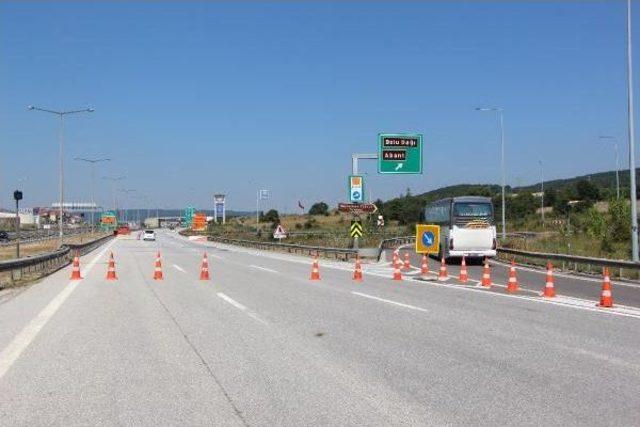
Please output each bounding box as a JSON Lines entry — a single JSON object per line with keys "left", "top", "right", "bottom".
{"left": 351, "top": 153, "right": 378, "bottom": 249}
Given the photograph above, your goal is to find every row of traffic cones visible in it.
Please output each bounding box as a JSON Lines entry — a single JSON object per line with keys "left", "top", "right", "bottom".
{"left": 332, "top": 250, "right": 614, "bottom": 308}
{"left": 70, "top": 251, "right": 211, "bottom": 282}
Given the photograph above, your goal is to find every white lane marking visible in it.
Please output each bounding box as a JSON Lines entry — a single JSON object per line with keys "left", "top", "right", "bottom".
{"left": 217, "top": 292, "right": 247, "bottom": 310}
{"left": 172, "top": 264, "right": 186, "bottom": 273}
{"left": 216, "top": 292, "right": 267, "bottom": 325}
{"left": 249, "top": 265, "right": 279, "bottom": 274}
{"left": 175, "top": 234, "right": 640, "bottom": 319}
{"left": 351, "top": 291, "right": 428, "bottom": 313}
{"left": 0, "top": 239, "right": 115, "bottom": 379}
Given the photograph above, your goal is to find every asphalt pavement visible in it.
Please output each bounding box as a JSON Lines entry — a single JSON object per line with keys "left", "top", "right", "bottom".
{"left": 0, "top": 230, "right": 639, "bottom": 425}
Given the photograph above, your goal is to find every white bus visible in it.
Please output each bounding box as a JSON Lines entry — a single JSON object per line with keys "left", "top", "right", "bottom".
{"left": 423, "top": 196, "right": 497, "bottom": 260}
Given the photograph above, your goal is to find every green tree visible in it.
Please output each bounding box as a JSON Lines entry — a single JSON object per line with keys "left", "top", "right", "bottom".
{"left": 576, "top": 179, "right": 601, "bottom": 203}
{"left": 308, "top": 202, "right": 329, "bottom": 216}
{"left": 260, "top": 209, "right": 279, "bottom": 223}
{"left": 608, "top": 198, "right": 630, "bottom": 242}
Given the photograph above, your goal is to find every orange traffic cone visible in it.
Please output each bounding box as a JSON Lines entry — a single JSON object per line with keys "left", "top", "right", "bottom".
{"left": 403, "top": 252, "right": 411, "bottom": 270}
{"left": 153, "top": 251, "right": 164, "bottom": 280}
{"left": 481, "top": 259, "right": 492, "bottom": 287}
{"left": 459, "top": 256, "right": 468, "bottom": 283}
{"left": 199, "top": 253, "right": 210, "bottom": 280}
{"left": 420, "top": 254, "right": 429, "bottom": 277}
{"left": 438, "top": 257, "right": 448, "bottom": 281}
{"left": 597, "top": 268, "right": 613, "bottom": 307}
{"left": 353, "top": 255, "right": 363, "bottom": 282}
{"left": 506, "top": 260, "right": 519, "bottom": 293}
{"left": 392, "top": 260, "right": 403, "bottom": 281}
{"left": 106, "top": 252, "right": 117, "bottom": 280}
{"left": 542, "top": 262, "right": 556, "bottom": 298}
{"left": 70, "top": 251, "right": 82, "bottom": 280}
{"left": 310, "top": 255, "right": 321, "bottom": 280}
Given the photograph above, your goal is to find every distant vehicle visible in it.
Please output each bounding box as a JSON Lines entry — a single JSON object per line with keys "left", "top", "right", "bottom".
{"left": 115, "top": 225, "right": 131, "bottom": 236}
{"left": 142, "top": 230, "right": 156, "bottom": 241}
{"left": 424, "top": 196, "right": 497, "bottom": 260}
{"left": 0, "top": 231, "right": 9, "bottom": 242}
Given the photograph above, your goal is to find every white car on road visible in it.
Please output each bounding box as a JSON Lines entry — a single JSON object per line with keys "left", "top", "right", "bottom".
{"left": 142, "top": 230, "right": 156, "bottom": 241}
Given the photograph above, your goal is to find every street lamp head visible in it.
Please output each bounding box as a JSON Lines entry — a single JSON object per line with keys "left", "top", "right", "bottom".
{"left": 27, "top": 105, "right": 34, "bottom": 110}
{"left": 87, "top": 108, "right": 95, "bottom": 113}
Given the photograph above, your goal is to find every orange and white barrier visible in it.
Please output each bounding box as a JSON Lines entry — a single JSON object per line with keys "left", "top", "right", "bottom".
{"left": 310, "top": 255, "right": 321, "bottom": 281}
{"left": 438, "top": 257, "right": 448, "bottom": 281}
{"left": 403, "top": 252, "right": 411, "bottom": 270}
{"left": 542, "top": 262, "right": 556, "bottom": 298}
{"left": 598, "top": 268, "right": 613, "bottom": 307}
{"left": 459, "top": 256, "right": 468, "bottom": 283}
{"left": 353, "top": 255, "right": 363, "bottom": 282}
{"left": 153, "top": 251, "right": 164, "bottom": 280}
{"left": 106, "top": 252, "right": 117, "bottom": 281}
{"left": 70, "top": 251, "right": 82, "bottom": 280}
{"left": 481, "top": 259, "right": 491, "bottom": 287}
{"left": 420, "top": 254, "right": 429, "bottom": 277}
{"left": 199, "top": 253, "right": 210, "bottom": 280}
{"left": 506, "top": 260, "right": 519, "bottom": 293}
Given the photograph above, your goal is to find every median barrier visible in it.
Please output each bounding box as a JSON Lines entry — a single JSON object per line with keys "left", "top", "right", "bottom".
{"left": 0, "top": 233, "right": 113, "bottom": 288}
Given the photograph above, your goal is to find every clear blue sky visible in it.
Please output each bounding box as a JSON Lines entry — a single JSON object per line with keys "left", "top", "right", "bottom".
{"left": 0, "top": 1, "right": 637, "bottom": 212}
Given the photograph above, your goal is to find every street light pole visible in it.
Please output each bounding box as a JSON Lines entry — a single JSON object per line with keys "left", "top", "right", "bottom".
{"left": 102, "top": 176, "right": 125, "bottom": 221}
{"left": 28, "top": 105, "right": 94, "bottom": 245}
{"left": 539, "top": 160, "right": 545, "bottom": 225}
{"left": 476, "top": 107, "right": 507, "bottom": 239}
{"left": 74, "top": 157, "right": 110, "bottom": 235}
{"left": 627, "top": 0, "right": 639, "bottom": 262}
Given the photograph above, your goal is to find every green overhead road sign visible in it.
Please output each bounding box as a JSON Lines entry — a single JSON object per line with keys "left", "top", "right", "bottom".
{"left": 350, "top": 220, "right": 363, "bottom": 238}
{"left": 378, "top": 133, "right": 423, "bottom": 174}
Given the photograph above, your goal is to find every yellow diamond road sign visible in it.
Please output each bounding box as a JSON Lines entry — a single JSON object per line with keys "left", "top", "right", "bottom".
{"left": 415, "top": 224, "right": 440, "bottom": 254}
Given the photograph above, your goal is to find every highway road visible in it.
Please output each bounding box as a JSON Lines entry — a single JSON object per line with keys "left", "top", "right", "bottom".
{"left": 0, "top": 230, "right": 639, "bottom": 425}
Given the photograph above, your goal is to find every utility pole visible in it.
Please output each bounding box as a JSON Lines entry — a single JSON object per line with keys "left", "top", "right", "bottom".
{"left": 13, "top": 190, "right": 22, "bottom": 258}
{"left": 28, "top": 105, "right": 94, "bottom": 245}
{"left": 75, "top": 157, "right": 110, "bottom": 235}
{"left": 539, "top": 160, "right": 545, "bottom": 225}
{"left": 476, "top": 107, "right": 507, "bottom": 239}
{"left": 627, "top": 0, "right": 639, "bottom": 261}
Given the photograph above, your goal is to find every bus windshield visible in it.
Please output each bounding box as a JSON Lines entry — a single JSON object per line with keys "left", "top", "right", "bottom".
{"left": 453, "top": 202, "right": 493, "bottom": 218}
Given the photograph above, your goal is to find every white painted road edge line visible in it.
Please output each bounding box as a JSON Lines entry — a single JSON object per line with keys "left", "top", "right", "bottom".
{"left": 216, "top": 292, "right": 268, "bottom": 325}
{"left": 351, "top": 291, "right": 428, "bottom": 313}
{"left": 249, "top": 265, "right": 279, "bottom": 274}
{"left": 172, "top": 264, "right": 186, "bottom": 273}
{"left": 0, "top": 239, "right": 115, "bottom": 379}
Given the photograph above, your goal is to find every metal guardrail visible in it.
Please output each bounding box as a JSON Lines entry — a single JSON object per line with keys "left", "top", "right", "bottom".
{"left": 497, "top": 247, "right": 640, "bottom": 274}
{"left": 0, "top": 233, "right": 113, "bottom": 287}
{"left": 208, "top": 236, "right": 358, "bottom": 260}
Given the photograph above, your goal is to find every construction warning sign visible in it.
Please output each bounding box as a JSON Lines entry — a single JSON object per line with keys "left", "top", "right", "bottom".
{"left": 350, "top": 220, "right": 363, "bottom": 238}
{"left": 415, "top": 224, "right": 440, "bottom": 254}
{"left": 273, "top": 224, "right": 287, "bottom": 239}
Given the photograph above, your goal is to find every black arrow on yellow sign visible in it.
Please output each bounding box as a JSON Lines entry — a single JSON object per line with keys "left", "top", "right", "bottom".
{"left": 350, "top": 220, "right": 363, "bottom": 238}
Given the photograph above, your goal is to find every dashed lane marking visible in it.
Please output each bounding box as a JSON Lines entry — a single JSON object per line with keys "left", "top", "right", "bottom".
{"left": 351, "top": 291, "right": 428, "bottom": 313}
{"left": 216, "top": 292, "right": 268, "bottom": 325}
{"left": 249, "top": 265, "right": 279, "bottom": 274}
